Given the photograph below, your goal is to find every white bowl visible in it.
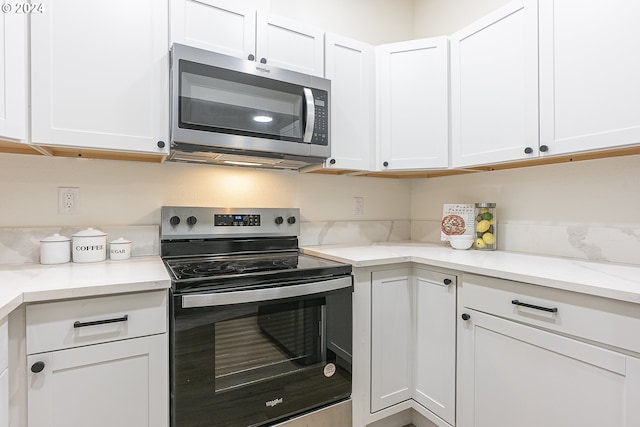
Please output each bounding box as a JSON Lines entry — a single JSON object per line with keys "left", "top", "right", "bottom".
{"left": 449, "top": 235, "right": 474, "bottom": 250}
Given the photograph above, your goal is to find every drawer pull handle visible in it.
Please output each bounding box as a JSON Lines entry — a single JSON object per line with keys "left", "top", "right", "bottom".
{"left": 74, "top": 314, "right": 129, "bottom": 328}
{"left": 511, "top": 300, "right": 557, "bottom": 313}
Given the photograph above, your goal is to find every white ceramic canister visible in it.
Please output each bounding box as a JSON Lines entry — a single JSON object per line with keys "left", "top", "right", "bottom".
{"left": 109, "top": 237, "right": 132, "bottom": 260}
{"left": 40, "top": 233, "right": 71, "bottom": 264}
{"left": 72, "top": 227, "right": 107, "bottom": 263}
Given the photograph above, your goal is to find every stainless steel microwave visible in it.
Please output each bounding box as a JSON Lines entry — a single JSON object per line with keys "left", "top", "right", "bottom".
{"left": 169, "top": 43, "right": 331, "bottom": 169}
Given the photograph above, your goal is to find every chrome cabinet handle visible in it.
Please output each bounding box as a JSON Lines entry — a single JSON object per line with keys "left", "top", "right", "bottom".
{"left": 511, "top": 299, "right": 557, "bottom": 313}
{"left": 73, "top": 314, "right": 129, "bottom": 328}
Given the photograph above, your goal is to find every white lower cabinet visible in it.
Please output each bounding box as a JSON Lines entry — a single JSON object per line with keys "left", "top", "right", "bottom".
{"left": 413, "top": 268, "right": 456, "bottom": 425}
{"left": 1, "top": 316, "right": 8, "bottom": 427}
{"left": 368, "top": 266, "right": 457, "bottom": 426}
{"left": 25, "top": 291, "right": 169, "bottom": 427}
{"left": 0, "top": 369, "right": 7, "bottom": 427}
{"left": 27, "top": 335, "right": 167, "bottom": 427}
{"left": 370, "top": 268, "right": 413, "bottom": 412}
{"left": 458, "top": 275, "right": 640, "bottom": 427}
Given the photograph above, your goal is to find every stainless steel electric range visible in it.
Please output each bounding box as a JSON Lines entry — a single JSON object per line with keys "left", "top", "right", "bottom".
{"left": 161, "top": 207, "right": 353, "bottom": 427}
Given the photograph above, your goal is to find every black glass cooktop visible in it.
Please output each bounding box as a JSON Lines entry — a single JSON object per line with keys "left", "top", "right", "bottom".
{"left": 164, "top": 251, "right": 352, "bottom": 293}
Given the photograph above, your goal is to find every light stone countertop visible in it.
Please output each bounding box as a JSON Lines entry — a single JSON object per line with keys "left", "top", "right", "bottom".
{"left": 0, "top": 256, "right": 170, "bottom": 319}
{"left": 301, "top": 242, "right": 640, "bottom": 305}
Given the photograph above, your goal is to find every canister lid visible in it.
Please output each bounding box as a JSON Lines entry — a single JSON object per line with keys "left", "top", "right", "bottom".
{"left": 72, "top": 227, "right": 107, "bottom": 237}
{"left": 475, "top": 202, "right": 496, "bottom": 208}
{"left": 40, "top": 233, "right": 71, "bottom": 242}
{"left": 110, "top": 237, "right": 131, "bottom": 244}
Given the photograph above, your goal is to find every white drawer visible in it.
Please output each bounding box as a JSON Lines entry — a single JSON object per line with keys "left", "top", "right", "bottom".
{"left": 0, "top": 317, "right": 7, "bottom": 371}
{"left": 461, "top": 274, "right": 640, "bottom": 354}
{"left": 26, "top": 290, "right": 167, "bottom": 354}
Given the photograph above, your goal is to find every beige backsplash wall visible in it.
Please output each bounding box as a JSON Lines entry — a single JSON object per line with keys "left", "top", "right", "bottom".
{"left": 0, "top": 152, "right": 411, "bottom": 227}
{"left": 411, "top": 155, "right": 640, "bottom": 265}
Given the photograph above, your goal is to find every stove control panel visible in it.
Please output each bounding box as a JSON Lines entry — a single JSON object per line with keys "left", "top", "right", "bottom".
{"left": 161, "top": 207, "right": 300, "bottom": 239}
{"left": 214, "top": 214, "right": 261, "bottom": 227}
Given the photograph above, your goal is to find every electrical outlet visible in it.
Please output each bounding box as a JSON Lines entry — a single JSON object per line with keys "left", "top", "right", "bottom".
{"left": 58, "top": 187, "right": 80, "bottom": 214}
{"left": 353, "top": 197, "right": 364, "bottom": 216}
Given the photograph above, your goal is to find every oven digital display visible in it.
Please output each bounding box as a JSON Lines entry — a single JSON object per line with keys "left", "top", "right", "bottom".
{"left": 214, "top": 214, "right": 261, "bottom": 226}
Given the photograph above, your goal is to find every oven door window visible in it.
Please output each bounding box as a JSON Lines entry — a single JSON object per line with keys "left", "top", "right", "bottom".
{"left": 172, "top": 291, "right": 351, "bottom": 427}
{"left": 179, "top": 60, "right": 305, "bottom": 141}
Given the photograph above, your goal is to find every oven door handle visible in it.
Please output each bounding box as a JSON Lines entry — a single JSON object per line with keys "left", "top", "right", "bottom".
{"left": 181, "top": 276, "right": 352, "bottom": 308}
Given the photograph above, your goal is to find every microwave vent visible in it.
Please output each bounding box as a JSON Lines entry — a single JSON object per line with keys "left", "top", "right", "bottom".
{"left": 168, "top": 149, "right": 316, "bottom": 170}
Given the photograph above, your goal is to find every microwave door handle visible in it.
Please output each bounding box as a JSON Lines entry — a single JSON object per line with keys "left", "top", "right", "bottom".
{"left": 302, "top": 88, "right": 315, "bottom": 143}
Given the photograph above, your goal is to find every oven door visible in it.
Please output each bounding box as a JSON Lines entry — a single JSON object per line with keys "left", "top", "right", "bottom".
{"left": 170, "top": 277, "right": 352, "bottom": 427}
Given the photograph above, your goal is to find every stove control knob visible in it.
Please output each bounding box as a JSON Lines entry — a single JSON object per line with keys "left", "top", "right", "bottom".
{"left": 275, "top": 216, "right": 284, "bottom": 225}
{"left": 186, "top": 216, "right": 197, "bottom": 226}
{"left": 287, "top": 216, "right": 297, "bottom": 225}
{"left": 169, "top": 216, "right": 181, "bottom": 226}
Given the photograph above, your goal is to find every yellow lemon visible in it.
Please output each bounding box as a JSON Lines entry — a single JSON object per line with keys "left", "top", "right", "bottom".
{"left": 475, "top": 238, "right": 486, "bottom": 249}
{"left": 482, "top": 232, "right": 495, "bottom": 245}
{"left": 476, "top": 220, "right": 490, "bottom": 233}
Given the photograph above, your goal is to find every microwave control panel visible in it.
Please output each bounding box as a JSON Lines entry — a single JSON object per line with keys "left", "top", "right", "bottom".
{"left": 311, "top": 90, "right": 329, "bottom": 146}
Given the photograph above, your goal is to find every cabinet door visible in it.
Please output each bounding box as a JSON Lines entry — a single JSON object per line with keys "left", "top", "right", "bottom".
{"left": 324, "top": 33, "right": 374, "bottom": 171}
{"left": 256, "top": 13, "right": 325, "bottom": 77}
{"left": 377, "top": 37, "right": 449, "bottom": 170}
{"left": 539, "top": 0, "right": 640, "bottom": 155}
{"left": 451, "top": 0, "right": 538, "bottom": 167}
{"left": 0, "top": 11, "right": 26, "bottom": 141}
{"left": 458, "top": 309, "right": 640, "bottom": 427}
{"left": 413, "top": 269, "right": 456, "bottom": 425}
{"left": 371, "top": 269, "right": 413, "bottom": 412}
{"left": 170, "top": 0, "right": 256, "bottom": 59}
{"left": 30, "top": 0, "right": 169, "bottom": 155}
{"left": 0, "top": 369, "right": 7, "bottom": 427}
{"left": 27, "top": 334, "right": 168, "bottom": 427}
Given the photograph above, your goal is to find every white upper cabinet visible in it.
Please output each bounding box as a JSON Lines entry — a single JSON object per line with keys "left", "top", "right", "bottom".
{"left": 30, "top": 0, "right": 169, "bottom": 155}
{"left": 171, "top": 0, "right": 325, "bottom": 77}
{"left": 170, "top": 0, "right": 255, "bottom": 59}
{"left": 0, "top": 12, "right": 26, "bottom": 142}
{"left": 539, "top": 0, "right": 640, "bottom": 155}
{"left": 255, "top": 13, "right": 324, "bottom": 77}
{"left": 377, "top": 37, "right": 449, "bottom": 171}
{"left": 324, "top": 33, "right": 374, "bottom": 170}
{"left": 451, "top": 0, "right": 539, "bottom": 168}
